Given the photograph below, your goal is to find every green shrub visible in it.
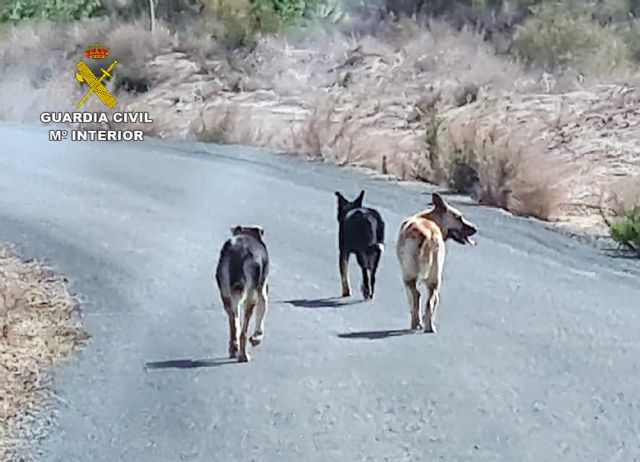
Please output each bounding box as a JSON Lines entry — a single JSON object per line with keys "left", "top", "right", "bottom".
{"left": 216, "top": 7, "right": 260, "bottom": 49}
{"left": 610, "top": 204, "right": 640, "bottom": 254}
{"left": 0, "top": 0, "right": 100, "bottom": 22}
{"left": 198, "top": 126, "right": 226, "bottom": 143}
{"left": 250, "top": 0, "right": 304, "bottom": 23}
{"left": 200, "top": 0, "right": 282, "bottom": 49}
{"left": 511, "top": 2, "right": 630, "bottom": 71}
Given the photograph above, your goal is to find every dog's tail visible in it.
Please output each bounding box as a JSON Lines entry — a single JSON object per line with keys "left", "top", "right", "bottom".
{"left": 361, "top": 242, "right": 384, "bottom": 269}
{"left": 360, "top": 213, "right": 384, "bottom": 248}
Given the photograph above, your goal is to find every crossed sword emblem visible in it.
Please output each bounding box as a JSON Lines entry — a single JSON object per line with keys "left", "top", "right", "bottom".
{"left": 75, "top": 59, "right": 118, "bottom": 109}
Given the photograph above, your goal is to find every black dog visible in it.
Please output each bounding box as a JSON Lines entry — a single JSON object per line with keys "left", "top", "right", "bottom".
{"left": 335, "top": 190, "right": 385, "bottom": 299}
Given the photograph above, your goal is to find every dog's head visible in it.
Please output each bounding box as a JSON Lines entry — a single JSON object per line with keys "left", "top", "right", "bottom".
{"left": 335, "top": 190, "right": 365, "bottom": 221}
{"left": 231, "top": 225, "right": 265, "bottom": 242}
{"left": 431, "top": 193, "right": 477, "bottom": 246}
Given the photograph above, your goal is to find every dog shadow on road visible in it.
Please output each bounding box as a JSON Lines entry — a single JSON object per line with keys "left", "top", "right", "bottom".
{"left": 144, "top": 358, "right": 236, "bottom": 370}
{"left": 283, "top": 297, "right": 366, "bottom": 309}
{"left": 337, "top": 329, "right": 416, "bottom": 340}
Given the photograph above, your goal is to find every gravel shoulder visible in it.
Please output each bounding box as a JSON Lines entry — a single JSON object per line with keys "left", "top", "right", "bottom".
{"left": 0, "top": 246, "right": 87, "bottom": 461}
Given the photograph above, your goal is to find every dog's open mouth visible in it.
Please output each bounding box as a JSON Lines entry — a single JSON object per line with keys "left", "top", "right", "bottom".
{"left": 448, "top": 229, "right": 476, "bottom": 246}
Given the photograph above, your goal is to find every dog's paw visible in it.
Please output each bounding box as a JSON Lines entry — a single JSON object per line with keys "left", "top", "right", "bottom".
{"left": 229, "top": 345, "right": 238, "bottom": 359}
{"left": 238, "top": 352, "right": 251, "bottom": 363}
{"left": 341, "top": 289, "right": 352, "bottom": 297}
{"left": 249, "top": 331, "right": 263, "bottom": 347}
{"left": 424, "top": 324, "right": 437, "bottom": 334}
{"left": 361, "top": 284, "right": 371, "bottom": 300}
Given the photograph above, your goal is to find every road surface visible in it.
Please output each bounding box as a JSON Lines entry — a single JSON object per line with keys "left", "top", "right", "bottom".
{"left": 1, "top": 123, "right": 639, "bottom": 462}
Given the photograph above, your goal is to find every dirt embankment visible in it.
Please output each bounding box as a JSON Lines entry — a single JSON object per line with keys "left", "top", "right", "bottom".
{"left": 0, "top": 247, "right": 87, "bottom": 461}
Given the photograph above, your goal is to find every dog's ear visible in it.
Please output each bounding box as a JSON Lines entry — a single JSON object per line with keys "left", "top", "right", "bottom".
{"left": 335, "top": 191, "right": 348, "bottom": 208}
{"left": 432, "top": 192, "right": 447, "bottom": 211}
{"left": 354, "top": 190, "right": 365, "bottom": 207}
{"left": 230, "top": 225, "right": 242, "bottom": 235}
{"left": 255, "top": 226, "right": 264, "bottom": 238}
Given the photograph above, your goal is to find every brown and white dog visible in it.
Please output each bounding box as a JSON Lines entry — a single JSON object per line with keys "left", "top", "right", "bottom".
{"left": 396, "top": 193, "right": 477, "bottom": 333}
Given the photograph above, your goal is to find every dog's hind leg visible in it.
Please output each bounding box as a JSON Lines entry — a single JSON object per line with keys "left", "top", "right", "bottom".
{"left": 339, "top": 252, "right": 351, "bottom": 297}
{"left": 424, "top": 245, "right": 444, "bottom": 334}
{"left": 404, "top": 278, "right": 421, "bottom": 330}
{"left": 424, "top": 281, "right": 440, "bottom": 334}
{"left": 356, "top": 252, "right": 372, "bottom": 299}
{"left": 369, "top": 246, "right": 383, "bottom": 299}
{"left": 250, "top": 285, "right": 268, "bottom": 347}
{"left": 222, "top": 296, "right": 239, "bottom": 358}
{"left": 238, "top": 299, "right": 256, "bottom": 363}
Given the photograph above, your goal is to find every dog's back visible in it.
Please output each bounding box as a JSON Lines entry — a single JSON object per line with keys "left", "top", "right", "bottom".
{"left": 340, "top": 207, "right": 385, "bottom": 254}
{"left": 216, "top": 229, "right": 268, "bottom": 300}
{"left": 396, "top": 215, "right": 443, "bottom": 283}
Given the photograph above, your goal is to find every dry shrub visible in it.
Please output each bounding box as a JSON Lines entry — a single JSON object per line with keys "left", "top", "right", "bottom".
{"left": 294, "top": 91, "right": 407, "bottom": 169}
{"left": 173, "top": 17, "right": 223, "bottom": 63}
{"left": 474, "top": 142, "right": 565, "bottom": 220}
{"left": 0, "top": 247, "right": 87, "bottom": 461}
{"left": 197, "top": 102, "right": 232, "bottom": 143}
{"left": 108, "top": 21, "right": 175, "bottom": 91}
{"left": 238, "top": 18, "right": 531, "bottom": 105}
{"left": 441, "top": 144, "right": 564, "bottom": 219}
{"left": 192, "top": 0, "right": 283, "bottom": 50}
{"left": 436, "top": 113, "right": 566, "bottom": 220}
{"left": 299, "top": 93, "right": 345, "bottom": 159}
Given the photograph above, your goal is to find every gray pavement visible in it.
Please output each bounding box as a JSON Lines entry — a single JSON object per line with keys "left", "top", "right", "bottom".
{"left": 1, "top": 123, "right": 639, "bottom": 462}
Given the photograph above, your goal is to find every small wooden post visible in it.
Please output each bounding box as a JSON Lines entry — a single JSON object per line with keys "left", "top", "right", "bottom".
{"left": 148, "top": 0, "right": 156, "bottom": 33}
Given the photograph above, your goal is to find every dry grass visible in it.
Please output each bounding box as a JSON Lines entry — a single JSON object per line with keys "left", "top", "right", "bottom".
{"left": 0, "top": 246, "right": 87, "bottom": 461}
{"left": 435, "top": 111, "right": 567, "bottom": 220}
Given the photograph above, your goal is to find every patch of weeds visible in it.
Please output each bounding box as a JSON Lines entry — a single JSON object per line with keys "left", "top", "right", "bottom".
{"left": 609, "top": 204, "right": 640, "bottom": 254}
{"left": 198, "top": 126, "right": 226, "bottom": 143}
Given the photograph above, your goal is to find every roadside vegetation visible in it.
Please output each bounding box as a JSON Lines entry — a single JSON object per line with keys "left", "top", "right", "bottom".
{"left": 610, "top": 206, "right": 640, "bottom": 254}
{"left": 602, "top": 177, "right": 640, "bottom": 255}
{"left": 0, "top": 247, "right": 87, "bottom": 461}
{"left": 1, "top": 0, "right": 640, "bottom": 248}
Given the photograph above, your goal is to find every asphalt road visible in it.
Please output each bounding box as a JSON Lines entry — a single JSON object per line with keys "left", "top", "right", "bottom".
{"left": 1, "top": 123, "right": 640, "bottom": 462}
